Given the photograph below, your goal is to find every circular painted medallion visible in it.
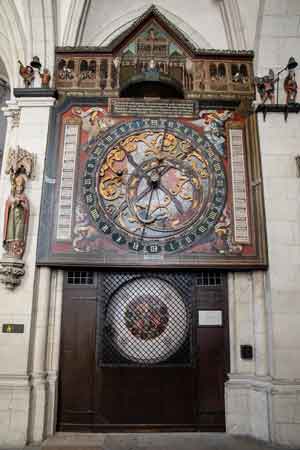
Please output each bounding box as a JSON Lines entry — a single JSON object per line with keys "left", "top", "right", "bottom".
{"left": 106, "top": 277, "right": 188, "bottom": 364}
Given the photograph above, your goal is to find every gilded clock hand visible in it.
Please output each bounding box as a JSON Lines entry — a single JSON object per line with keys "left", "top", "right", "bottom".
{"left": 139, "top": 186, "right": 155, "bottom": 243}
{"left": 158, "top": 123, "right": 168, "bottom": 160}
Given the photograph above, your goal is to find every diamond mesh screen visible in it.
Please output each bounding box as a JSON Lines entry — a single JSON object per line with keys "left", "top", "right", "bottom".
{"left": 97, "top": 272, "right": 193, "bottom": 367}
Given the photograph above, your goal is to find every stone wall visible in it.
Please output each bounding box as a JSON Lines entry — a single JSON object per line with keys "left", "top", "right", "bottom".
{"left": 0, "top": 96, "right": 55, "bottom": 447}
{"left": 259, "top": 113, "right": 300, "bottom": 447}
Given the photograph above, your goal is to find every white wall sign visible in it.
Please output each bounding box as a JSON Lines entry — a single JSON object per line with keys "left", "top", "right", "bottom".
{"left": 198, "top": 310, "right": 223, "bottom": 326}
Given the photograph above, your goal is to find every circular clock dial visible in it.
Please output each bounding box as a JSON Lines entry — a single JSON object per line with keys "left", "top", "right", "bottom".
{"left": 83, "top": 118, "right": 226, "bottom": 254}
{"left": 106, "top": 277, "right": 188, "bottom": 363}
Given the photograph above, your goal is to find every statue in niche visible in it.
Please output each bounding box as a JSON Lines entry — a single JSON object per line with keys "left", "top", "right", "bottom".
{"left": 3, "top": 175, "right": 29, "bottom": 259}
{"left": 2, "top": 147, "right": 36, "bottom": 259}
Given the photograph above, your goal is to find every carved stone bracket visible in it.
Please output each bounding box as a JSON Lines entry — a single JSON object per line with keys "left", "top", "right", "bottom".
{"left": 0, "top": 258, "right": 25, "bottom": 290}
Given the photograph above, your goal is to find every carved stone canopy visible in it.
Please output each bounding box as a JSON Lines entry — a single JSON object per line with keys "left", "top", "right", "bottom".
{"left": 5, "top": 146, "right": 36, "bottom": 179}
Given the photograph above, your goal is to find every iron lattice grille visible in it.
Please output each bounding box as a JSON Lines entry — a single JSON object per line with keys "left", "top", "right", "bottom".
{"left": 98, "top": 272, "right": 193, "bottom": 367}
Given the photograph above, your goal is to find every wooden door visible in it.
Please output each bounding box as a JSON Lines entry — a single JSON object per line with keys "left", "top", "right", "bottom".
{"left": 57, "top": 270, "right": 229, "bottom": 432}
{"left": 57, "top": 271, "right": 97, "bottom": 429}
{"left": 194, "top": 272, "right": 229, "bottom": 430}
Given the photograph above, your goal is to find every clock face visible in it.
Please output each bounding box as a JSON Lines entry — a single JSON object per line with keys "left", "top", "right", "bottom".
{"left": 83, "top": 118, "right": 226, "bottom": 255}
{"left": 105, "top": 277, "right": 188, "bottom": 363}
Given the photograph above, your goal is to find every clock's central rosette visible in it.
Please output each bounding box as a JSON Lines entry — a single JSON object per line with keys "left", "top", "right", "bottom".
{"left": 125, "top": 296, "right": 169, "bottom": 341}
{"left": 83, "top": 118, "right": 226, "bottom": 255}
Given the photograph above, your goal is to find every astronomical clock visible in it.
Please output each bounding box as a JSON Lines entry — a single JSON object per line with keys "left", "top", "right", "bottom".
{"left": 84, "top": 117, "right": 226, "bottom": 255}
{"left": 37, "top": 100, "right": 267, "bottom": 269}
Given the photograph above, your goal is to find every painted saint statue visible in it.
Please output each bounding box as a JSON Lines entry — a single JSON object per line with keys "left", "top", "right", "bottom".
{"left": 3, "top": 175, "right": 30, "bottom": 259}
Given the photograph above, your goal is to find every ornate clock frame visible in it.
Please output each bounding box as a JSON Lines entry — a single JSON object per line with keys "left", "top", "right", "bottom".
{"left": 37, "top": 96, "right": 267, "bottom": 269}
{"left": 37, "top": 6, "right": 267, "bottom": 270}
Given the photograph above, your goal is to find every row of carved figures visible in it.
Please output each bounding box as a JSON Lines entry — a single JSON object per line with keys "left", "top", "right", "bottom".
{"left": 255, "top": 68, "right": 298, "bottom": 104}
{"left": 55, "top": 57, "right": 252, "bottom": 94}
{"left": 18, "top": 53, "right": 298, "bottom": 104}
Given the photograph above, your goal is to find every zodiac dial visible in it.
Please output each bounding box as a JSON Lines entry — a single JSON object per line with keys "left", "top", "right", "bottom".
{"left": 83, "top": 119, "right": 226, "bottom": 255}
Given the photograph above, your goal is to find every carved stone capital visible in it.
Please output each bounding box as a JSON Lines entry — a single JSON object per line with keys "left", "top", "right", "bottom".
{"left": 2, "top": 102, "right": 21, "bottom": 130}
{"left": 11, "top": 110, "right": 21, "bottom": 128}
{"left": 0, "top": 258, "right": 25, "bottom": 290}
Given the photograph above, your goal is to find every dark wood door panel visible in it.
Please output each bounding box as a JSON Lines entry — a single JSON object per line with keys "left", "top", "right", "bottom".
{"left": 94, "top": 367, "right": 196, "bottom": 425}
{"left": 58, "top": 271, "right": 229, "bottom": 432}
{"left": 58, "top": 293, "right": 97, "bottom": 427}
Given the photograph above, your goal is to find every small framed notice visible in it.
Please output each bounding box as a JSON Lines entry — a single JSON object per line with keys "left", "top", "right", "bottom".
{"left": 2, "top": 324, "right": 24, "bottom": 333}
{"left": 198, "top": 310, "right": 223, "bottom": 326}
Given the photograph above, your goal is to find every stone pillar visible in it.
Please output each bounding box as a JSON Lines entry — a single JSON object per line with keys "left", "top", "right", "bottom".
{"left": 45, "top": 269, "right": 64, "bottom": 437}
{"left": 226, "top": 271, "right": 271, "bottom": 442}
{"left": 0, "top": 91, "right": 56, "bottom": 447}
{"left": 27, "top": 267, "right": 51, "bottom": 443}
{"left": 253, "top": 271, "right": 269, "bottom": 377}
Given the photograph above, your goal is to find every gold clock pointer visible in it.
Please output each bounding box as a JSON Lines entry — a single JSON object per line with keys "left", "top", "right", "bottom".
{"left": 139, "top": 186, "right": 155, "bottom": 242}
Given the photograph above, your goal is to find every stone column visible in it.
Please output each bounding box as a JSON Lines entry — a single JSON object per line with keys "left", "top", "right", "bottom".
{"left": 226, "top": 270, "right": 271, "bottom": 442}
{"left": 252, "top": 271, "right": 269, "bottom": 377}
{"left": 0, "top": 91, "right": 56, "bottom": 447}
{"left": 45, "top": 269, "right": 64, "bottom": 437}
{"left": 28, "top": 267, "right": 51, "bottom": 443}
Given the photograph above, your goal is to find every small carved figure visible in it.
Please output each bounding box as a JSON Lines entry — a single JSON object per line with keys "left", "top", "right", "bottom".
{"left": 255, "top": 69, "right": 277, "bottom": 104}
{"left": 284, "top": 70, "right": 297, "bottom": 104}
{"left": 40, "top": 68, "right": 51, "bottom": 88}
{"left": 3, "top": 175, "right": 30, "bottom": 259}
{"left": 30, "top": 56, "right": 42, "bottom": 71}
{"left": 18, "top": 60, "right": 34, "bottom": 87}
{"left": 60, "top": 66, "right": 74, "bottom": 80}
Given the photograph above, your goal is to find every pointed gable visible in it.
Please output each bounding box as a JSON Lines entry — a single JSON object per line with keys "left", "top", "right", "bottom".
{"left": 108, "top": 5, "right": 195, "bottom": 57}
